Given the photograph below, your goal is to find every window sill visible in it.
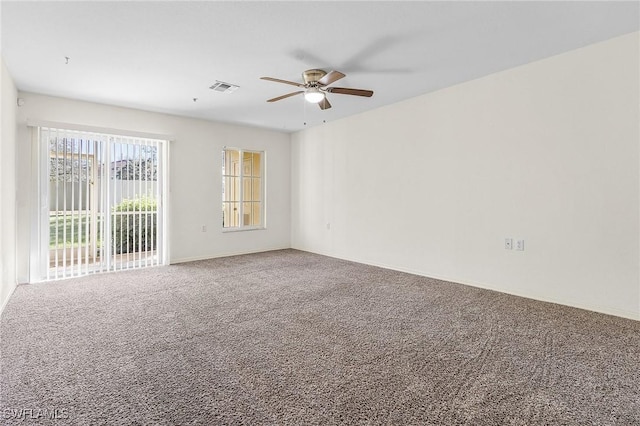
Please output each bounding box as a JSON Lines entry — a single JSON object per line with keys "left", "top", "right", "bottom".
{"left": 222, "top": 227, "right": 266, "bottom": 233}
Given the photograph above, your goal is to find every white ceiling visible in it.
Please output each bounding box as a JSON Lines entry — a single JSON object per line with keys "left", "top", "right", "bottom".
{"left": 2, "top": 1, "right": 638, "bottom": 133}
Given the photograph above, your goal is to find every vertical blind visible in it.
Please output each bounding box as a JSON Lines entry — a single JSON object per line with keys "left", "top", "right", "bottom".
{"left": 41, "top": 127, "right": 166, "bottom": 280}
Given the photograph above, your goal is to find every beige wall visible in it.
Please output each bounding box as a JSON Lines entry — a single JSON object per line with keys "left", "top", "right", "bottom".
{"left": 292, "top": 32, "right": 640, "bottom": 320}
{"left": 15, "top": 94, "right": 291, "bottom": 282}
{"left": 1, "top": 56, "right": 18, "bottom": 312}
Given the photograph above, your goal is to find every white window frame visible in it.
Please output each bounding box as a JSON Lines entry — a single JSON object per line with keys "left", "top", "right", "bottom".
{"left": 30, "top": 125, "right": 170, "bottom": 282}
{"left": 222, "top": 147, "right": 265, "bottom": 231}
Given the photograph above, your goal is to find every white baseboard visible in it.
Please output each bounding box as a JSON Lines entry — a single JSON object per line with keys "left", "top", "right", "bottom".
{"left": 0, "top": 283, "right": 18, "bottom": 317}
{"left": 292, "top": 246, "right": 640, "bottom": 322}
{"left": 170, "top": 246, "right": 292, "bottom": 265}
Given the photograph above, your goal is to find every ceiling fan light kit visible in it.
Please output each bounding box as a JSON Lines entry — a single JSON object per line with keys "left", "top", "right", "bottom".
{"left": 261, "top": 69, "right": 373, "bottom": 110}
{"left": 304, "top": 87, "right": 325, "bottom": 103}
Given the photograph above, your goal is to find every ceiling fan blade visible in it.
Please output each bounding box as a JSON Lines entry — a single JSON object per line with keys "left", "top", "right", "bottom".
{"left": 327, "top": 87, "right": 374, "bottom": 97}
{"left": 318, "top": 70, "right": 345, "bottom": 86}
{"left": 260, "top": 77, "right": 305, "bottom": 88}
{"left": 318, "top": 97, "right": 332, "bottom": 110}
{"left": 267, "top": 91, "right": 304, "bottom": 102}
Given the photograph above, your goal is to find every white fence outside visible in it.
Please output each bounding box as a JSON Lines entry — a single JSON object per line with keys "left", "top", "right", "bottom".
{"left": 49, "top": 179, "right": 158, "bottom": 211}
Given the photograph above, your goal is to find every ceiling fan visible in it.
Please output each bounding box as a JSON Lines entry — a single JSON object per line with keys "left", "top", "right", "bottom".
{"left": 261, "top": 69, "right": 373, "bottom": 110}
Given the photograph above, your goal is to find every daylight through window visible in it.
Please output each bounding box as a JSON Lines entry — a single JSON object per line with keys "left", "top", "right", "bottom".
{"left": 222, "top": 148, "right": 264, "bottom": 229}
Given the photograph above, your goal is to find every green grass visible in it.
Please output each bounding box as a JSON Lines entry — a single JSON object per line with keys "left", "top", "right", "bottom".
{"left": 49, "top": 203, "right": 158, "bottom": 252}
{"left": 49, "top": 213, "right": 101, "bottom": 249}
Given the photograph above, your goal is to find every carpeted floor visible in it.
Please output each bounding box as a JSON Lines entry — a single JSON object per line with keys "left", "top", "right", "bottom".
{"left": 1, "top": 249, "right": 639, "bottom": 425}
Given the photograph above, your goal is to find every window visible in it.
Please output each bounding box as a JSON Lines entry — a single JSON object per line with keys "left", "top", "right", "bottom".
{"left": 222, "top": 148, "right": 264, "bottom": 229}
{"left": 38, "top": 127, "right": 168, "bottom": 281}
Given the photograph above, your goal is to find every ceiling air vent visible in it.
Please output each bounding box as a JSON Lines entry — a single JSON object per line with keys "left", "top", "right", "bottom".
{"left": 210, "top": 80, "right": 240, "bottom": 93}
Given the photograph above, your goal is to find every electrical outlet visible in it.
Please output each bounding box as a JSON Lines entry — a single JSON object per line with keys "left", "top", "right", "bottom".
{"left": 516, "top": 239, "right": 524, "bottom": 251}
{"left": 201, "top": 225, "right": 207, "bottom": 232}
{"left": 505, "top": 238, "right": 513, "bottom": 250}
{"left": 326, "top": 223, "right": 331, "bottom": 230}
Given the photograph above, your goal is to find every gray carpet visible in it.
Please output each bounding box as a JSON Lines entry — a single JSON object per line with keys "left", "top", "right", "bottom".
{"left": 1, "top": 249, "right": 639, "bottom": 425}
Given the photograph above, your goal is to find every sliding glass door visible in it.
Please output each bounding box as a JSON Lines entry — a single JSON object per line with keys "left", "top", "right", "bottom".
{"left": 35, "top": 127, "right": 168, "bottom": 281}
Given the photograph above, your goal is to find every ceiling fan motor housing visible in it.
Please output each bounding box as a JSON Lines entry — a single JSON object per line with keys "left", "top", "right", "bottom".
{"left": 302, "top": 69, "right": 327, "bottom": 85}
